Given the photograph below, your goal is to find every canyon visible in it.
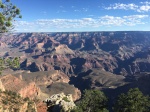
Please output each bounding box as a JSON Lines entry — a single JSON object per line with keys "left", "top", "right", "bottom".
{"left": 0, "top": 31, "right": 150, "bottom": 111}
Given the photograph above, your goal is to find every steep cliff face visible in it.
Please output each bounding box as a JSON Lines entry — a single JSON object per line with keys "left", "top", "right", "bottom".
{"left": 13, "top": 71, "right": 81, "bottom": 101}
{"left": 0, "top": 74, "right": 40, "bottom": 99}
{"left": 0, "top": 72, "right": 80, "bottom": 111}
{"left": 19, "top": 82, "right": 40, "bottom": 98}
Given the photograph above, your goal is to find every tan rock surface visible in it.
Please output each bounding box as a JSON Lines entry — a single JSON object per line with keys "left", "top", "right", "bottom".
{"left": 36, "top": 102, "right": 47, "bottom": 112}
{"left": 0, "top": 79, "right": 5, "bottom": 91}
{"left": 0, "top": 74, "right": 40, "bottom": 99}
{"left": 55, "top": 44, "right": 74, "bottom": 55}
{"left": 15, "top": 70, "right": 69, "bottom": 86}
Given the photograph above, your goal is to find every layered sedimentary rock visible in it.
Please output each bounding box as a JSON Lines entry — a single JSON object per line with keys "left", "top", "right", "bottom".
{"left": 1, "top": 31, "right": 150, "bottom": 111}
{"left": 1, "top": 32, "right": 150, "bottom": 76}
{"left": 14, "top": 71, "right": 81, "bottom": 101}
{"left": 0, "top": 74, "right": 40, "bottom": 99}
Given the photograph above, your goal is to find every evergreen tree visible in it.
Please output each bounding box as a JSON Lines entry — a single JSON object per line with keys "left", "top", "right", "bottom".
{"left": 0, "top": 0, "right": 22, "bottom": 33}
{"left": 114, "top": 88, "right": 150, "bottom": 112}
{"left": 72, "top": 89, "right": 109, "bottom": 112}
{"left": 0, "top": 57, "right": 20, "bottom": 75}
{"left": 0, "top": 0, "right": 21, "bottom": 74}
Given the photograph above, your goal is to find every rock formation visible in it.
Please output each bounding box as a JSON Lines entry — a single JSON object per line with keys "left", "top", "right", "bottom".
{"left": 0, "top": 74, "right": 40, "bottom": 99}
{"left": 14, "top": 71, "right": 81, "bottom": 101}
{"left": 44, "top": 93, "right": 76, "bottom": 112}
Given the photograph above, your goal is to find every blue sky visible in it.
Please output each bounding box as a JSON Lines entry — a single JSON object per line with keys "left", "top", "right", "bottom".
{"left": 11, "top": 0, "right": 150, "bottom": 32}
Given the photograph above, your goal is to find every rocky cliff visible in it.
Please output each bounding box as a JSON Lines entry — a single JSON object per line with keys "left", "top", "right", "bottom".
{"left": 14, "top": 71, "right": 81, "bottom": 101}
{"left": 0, "top": 74, "right": 40, "bottom": 99}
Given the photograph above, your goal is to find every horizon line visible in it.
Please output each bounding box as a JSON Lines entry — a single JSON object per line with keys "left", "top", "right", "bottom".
{"left": 11, "top": 30, "right": 150, "bottom": 33}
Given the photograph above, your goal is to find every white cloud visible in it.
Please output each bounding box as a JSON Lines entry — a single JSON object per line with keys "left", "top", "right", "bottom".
{"left": 105, "top": 3, "right": 138, "bottom": 10}
{"left": 138, "top": 5, "right": 150, "bottom": 12}
{"left": 104, "top": 2, "right": 150, "bottom": 12}
{"left": 140, "top": 1, "right": 150, "bottom": 5}
{"left": 14, "top": 15, "right": 149, "bottom": 32}
{"left": 123, "top": 15, "right": 148, "bottom": 26}
{"left": 123, "top": 15, "right": 148, "bottom": 19}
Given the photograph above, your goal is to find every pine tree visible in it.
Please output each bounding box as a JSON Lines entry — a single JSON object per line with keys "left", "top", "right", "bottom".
{"left": 114, "top": 88, "right": 150, "bottom": 112}
{"left": 0, "top": 0, "right": 21, "bottom": 74}
{"left": 0, "top": 57, "right": 20, "bottom": 75}
{"left": 0, "top": 0, "right": 22, "bottom": 33}
{"left": 72, "top": 89, "right": 108, "bottom": 112}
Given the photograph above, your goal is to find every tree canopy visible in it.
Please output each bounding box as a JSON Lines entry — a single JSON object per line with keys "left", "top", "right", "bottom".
{"left": 72, "top": 89, "right": 108, "bottom": 112}
{"left": 0, "top": 0, "right": 21, "bottom": 74}
{"left": 0, "top": 57, "right": 20, "bottom": 74}
{"left": 0, "top": 0, "right": 22, "bottom": 33}
{"left": 114, "top": 88, "right": 150, "bottom": 112}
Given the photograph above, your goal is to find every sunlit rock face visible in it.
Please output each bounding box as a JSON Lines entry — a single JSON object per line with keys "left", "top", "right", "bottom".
{"left": 0, "top": 74, "right": 40, "bottom": 99}
{"left": 0, "top": 79, "right": 5, "bottom": 91}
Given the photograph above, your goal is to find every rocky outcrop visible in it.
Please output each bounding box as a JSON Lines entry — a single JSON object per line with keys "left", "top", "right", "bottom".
{"left": 46, "top": 82, "right": 81, "bottom": 101}
{"left": 0, "top": 74, "right": 40, "bottom": 99}
{"left": 70, "top": 69, "right": 126, "bottom": 91}
{"left": 54, "top": 44, "right": 74, "bottom": 55}
{"left": 19, "top": 82, "right": 40, "bottom": 98}
{"left": 13, "top": 71, "right": 81, "bottom": 101}
{"left": 15, "top": 71, "right": 70, "bottom": 86}
{"left": 44, "top": 93, "right": 76, "bottom": 112}
{"left": 0, "top": 42, "right": 7, "bottom": 47}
